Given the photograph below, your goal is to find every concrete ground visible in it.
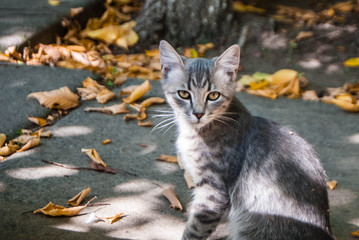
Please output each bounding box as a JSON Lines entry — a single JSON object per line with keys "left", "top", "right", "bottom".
{"left": 0, "top": 0, "right": 359, "bottom": 239}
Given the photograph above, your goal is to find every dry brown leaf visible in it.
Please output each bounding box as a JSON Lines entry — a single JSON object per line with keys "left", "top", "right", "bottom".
{"left": 82, "top": 148, "right": 107, "bottom": 167}
{"left": 156, "top": 154, "right": 178, "bottom": 163}
{"left": 96, "top": 213, "right": 125, "bottom": 224}
{"left": 295, "top": 31, "right": 313, "bottom": 41}
{"left": 138, "top": 120, "right": 152, "bottom": 127}
{"left": 0, "top": 133, "right": 6, "bottom": 148}
{"left": 161, "top": 187, "right": 183, "bottom": 211}
{"left": 123, "top": 113, "right": 138, "bottom": 121}
{"left": 77, "top": 86, "right": 100, "bottom": 100}
{"left": 184, "top": 171, "right": 195, "bottom": 189}
{"left": 120, "top": 85, "right": 139, "bottom": 96}
{"left": 84, "top": 103, "right": 130, "bottom": 114}
{"left": 89, "top": 161, "right": 116, "bottom": 174}
{"left": 145, "top": 49, "right": 160, "bottom": 57}
{"left": 17, "top": 137, "right": 41, "bottom": 152}
{"left": 102, "top": 139, "right": 111, "bottom": 145}
{"left": 27, "top": 86, "right": 79, "bottom": 110}
{"left": 33, "top": 129, "right": 52, "bottom": 138}
{"left": 0, "top": 156, "right": 5, "bottom": 161}
{"left": 83, "top": 77, "right": 106, "bottom": 90}
{"left": 96, "top": 88, "right": 116, "bottom": 104}
{"left": 302, "top": 90, "right": 319, "bottom": 101}
{"left": 326, "top": 180, "right": 337, "bottom": 190}
{"left": 123, "top": 80, "right": 152, "bottom": 103}
{"left": 129, "top": 103, "right": 145, "bottom": 112}
{"left": 0, "top": 143, "right": 20, "bottom": 156}
{"left": 330, "top": 98, "right": 359, "bottom": 112}
{"left": 11, "top": 135, "right": 37, "bottom": 145}
{"left": 66, "top": 187, "right": 91, "bottom": 206}
{"left": 70, "top": 7, "right": 84, "bottom": 17}
{"left": 34, "top": 202, "right": 85, "bottom": 217}
{"left": 140, "top": 97, "right": 166, "bottom": 107}
{"left": 27, "top": 117, "right": 48, "bottom": 127}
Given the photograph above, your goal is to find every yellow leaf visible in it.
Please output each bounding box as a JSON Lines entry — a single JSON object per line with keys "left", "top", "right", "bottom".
{"left": 17, "top": 138, "right": 40, "bottom": 152}
{"left": 161, "top": 187, "right": 183, "bottom": 211}
{"left": 27, "top": 86, "right": 79, "bottom": 110}
{"left": 184, "top": 171, "right": 195, "bottom": 189}
{"left": 33, "top": 129, "right": 52, "bottom": 138}
{"left": 0, "top": 143, "right": 20, "bottom": 156}
{"left": 27, "top": 117, "right": 48, "bottom": 127}
{"left": 233, "top": 1, "right": 266, "bottom": 14}
{"left": 295, "top": 31, "right": 313, "bottom": 41}
{"left": 352, "top": 230, "right": 359, "bottom": 237}
{"left": 330, "top": 98, "right": 359, "bottom": 112}
{"left": 271, "top": 69, "right": 298, "bottom": 86}
{"left": 83, "top": 77, "right": 106, "bottom": 90}
{"left": 81, "top": 148, "right": 107, "bottom": 167}
{"left": 48, "top": 0, "right": 60, "bottom": 6}
{"left": 120, "top": 85, "right": 139, "bottom": 96}
{"left": 156, "top": 154, "right": 178, "bottom": 163}
{"left": 123, "top": 80, "right": 152, "bottom": 104}
{"left": 249, "top": 80, "right": 269, "bottom": 90}
{"left": 34, "top": 202, "right": 85, "bottom": 217}
{"left": 0, "top": 133, "right": 6, "bottom": 148}
{"left": 66, "top": 187, "right": 91, "bottom": 206}
{"left": 344, "top": 57, "right": 359, "bottom": 67}
{"left": 302, "top": 90, "right": 319, "bottom": 101}
{"left": 145, "top": 49, "right": 160, "bottom": 57}
{"left": 11, "top": 135, "right": 37, "bottom": 145}
{"left": 326, "top": 180, "right": 337, "bottom": 190}
{"left": 102, "top": 139, "right": 111, "bottom": 145}
{"left": 97, "top": 213, "right": 125, "bottom": 224}
{"left": 140, "top": 97, "right": 166, "bottom": 107}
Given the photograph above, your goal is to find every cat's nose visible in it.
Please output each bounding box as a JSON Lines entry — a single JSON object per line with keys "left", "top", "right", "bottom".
{"left": 193, "top": 112, "right": 204, "bottom": 120}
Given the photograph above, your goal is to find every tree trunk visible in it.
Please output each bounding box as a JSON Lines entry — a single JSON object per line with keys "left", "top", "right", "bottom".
{"left": 135, "top": 0, "right": 233, "bottom": 47}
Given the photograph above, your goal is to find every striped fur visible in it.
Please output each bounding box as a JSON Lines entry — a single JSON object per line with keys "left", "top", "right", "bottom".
{"left": 159, "top": 40, "right": 333, "bottom": 240}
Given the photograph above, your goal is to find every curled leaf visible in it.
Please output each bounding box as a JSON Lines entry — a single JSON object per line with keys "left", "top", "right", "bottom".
{"left": 0, "top": 133, "right": 6, "bottom": 148}
{"left": 123, "top": 80, "right": 152, "bottom": 104}
{"left": 84, "top": 103, "right": 130, "bottom": 114}
{"left": 156, "top": 154, "right": 178, "bottom": 163}
{"left": 27, "top": 117, "right": 48, "bottom": 127}
{"left": 17, "top": 137, "right": 41, "bottom": 152}
{"left": 89, "top": 161, "right": 116, "bottom": 174}
{"left": 66, "top": 187, "right": 91, "bottom": 206}
{"left": 326, "top": 180, "right": 337, "bottom": 190}
{"left": 302, "top": 90, "right": 319, "bottom": 101}
{"left": 27, "top": 86, "right": 79, "bottom": 110}
{"left": 81, "top": 148, "right": 107, "bottom": 167}
{"left": 96, "top": 213, "right": 125, "bottom": 224}
{"left": 184, "top": 171, "right": 195, "bottom": 189}
{"left": 161, "top": 187, "right": 183, "bottom": 211}
{"left": 102, "top": 139, "right": 111, "bottom": 145}
{"left": 344, "top": 57, "right": 359, "bottom": 67}
{"left": 96, "top": 88, "right": 116, "bottom": 104}
{"left": 34, "top": 202, "right": 85, "bottom": 217}
{"left": 140, "top": 97, "right": 166, "bottom": 107}
{"left": 138, "top": 120, "right": 152, "bottom": 127}
{"left": 0, "top": 143, "right": 20, "bottom": 156}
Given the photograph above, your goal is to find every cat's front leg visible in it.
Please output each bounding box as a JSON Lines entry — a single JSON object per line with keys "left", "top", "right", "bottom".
{"left": 182, "top": 181, "right": 229, "bottom": 240}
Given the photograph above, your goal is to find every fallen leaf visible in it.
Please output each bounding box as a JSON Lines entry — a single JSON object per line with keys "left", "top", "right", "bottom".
{"left": 33, "top": 129, "right": 52, "bottom": 138}
{"left": 145, "top": 49, "right": 160, "bottom": 57}
{"left": 84, "top": 103, "right": 130, "bottom": 114}
{"left": 27, "top": 117, "right": 48, "bottom": 127}
{"left": 81, "top": 148, "right": 107, "bottom": 167}
{"left": 0, "top": 156, "right": 5, "bottom": 161}
{"left": 352, "top": 230, "right": 359, "bottom": 237}
{"left": 0, "top": 143, "right": 20, "bottom": 156}
{"left": 102, "top": 139, "right": 111, "bottom": 145}
{"left": 123, "top": 113, "right": 138, "bottom": 121}
{"left": 120, "top": 85, "right": 140, "bottom": 96}
{"left": 27, "top": 86, "right": 79, "bottom": 110}
{"left": 138, "top": 120, "right": 152, "bottom": 127}
{"left": 0, "top": 133, "right": 6, "bottom": 147}
{"left": 326, "top": 180, "right": 337, "bottom": 190}
{"left": 123, "top": 80, "right": 152, "bottom": 103}
{"left": 17, "top": 137, "right": 41, "bottom": 152}
{"left": 184, "top": 171, "right": 195, "bottom": 189}
{"left": 34, "top": 202, "right": 85, "bottom": 217}
{"left": 140, "top": 97, "right": 166, "bottom": 107}
{"left": 161, "top": 187, "right": 183, "bottom": 211}
{"left": 70, "top": 7, "right": 83, "bottom": 17}
{"left": 233, "top": 1, "right": 266, "bottom": 14}
{"left": 344, "top": 57, "right": 359, "bottom": 67}
{"left": 96, "top": 213, "right": 125, "bottom": 224}
{"left": 48, "top": 0, "right": 60, "bottom": 6}
{"left": 295, "top": 31, "right": 313, "bottom": 41}
{"left": 156, "top": 154, "right": 178, "bottom": 163}
{"left": 11, "top": 135, "right": 37, "bottom": 145}
{"left": 66, "top": 187, "right": 91, "bottom": 206}
{"left": 96, "top": 88, "right": 116, "bottom": 104}
{"left": 89, "top": 161, "right": 116, "bottom": 174}
{"left": 329, "top": 98, "right": 359, "bottom": 112}
{"left": 302, "top": 90, "right": 319, "bottom": 101}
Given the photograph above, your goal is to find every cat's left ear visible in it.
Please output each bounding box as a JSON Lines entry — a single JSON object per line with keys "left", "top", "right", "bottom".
{"left": 215, "top": 45, "right": 240, "bottom": 81}
{"left": 159, "top": 40, "right": 184, "bottom": 78}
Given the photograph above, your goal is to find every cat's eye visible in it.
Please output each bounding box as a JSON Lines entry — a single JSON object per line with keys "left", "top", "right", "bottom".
{"left": 207, "top": 91, "right": 220, "bottom": 101}
{"left": 178, "top": 90, "right": 191, "bottom": 99}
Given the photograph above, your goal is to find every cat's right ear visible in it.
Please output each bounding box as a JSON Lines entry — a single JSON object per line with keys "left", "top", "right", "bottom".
{"left": 159, "top": 40, "right": 184, "bottom": 78}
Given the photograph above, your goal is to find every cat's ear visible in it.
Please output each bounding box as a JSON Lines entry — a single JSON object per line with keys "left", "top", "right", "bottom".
{"left": 215, "top": 45, "right": 240, "bottom": 81}
{"left": 159, "top": 40, "right": 184, "bottom": 77}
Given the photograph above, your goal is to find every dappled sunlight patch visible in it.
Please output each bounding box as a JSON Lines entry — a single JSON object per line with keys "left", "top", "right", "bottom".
{"left": 6, "top": 165, "right": 78, "bottom": 180}
{"left": 53, "top": 220, "right": 90, "bottom": 233}
{"left": 347, "top": 133, "right": 359, "bottom": 144}
{"left": 328, "top": 188, "right": 357, "bottom": 207}
{"left": 138, "top": 143, "right": 157, "bottom": 155}
{"left": 298, "top": 58, "right": 321, "bottom": 69}
{"left": 52, "top": 126, "right": 93, "bottom": 137}
{"left": 6, "top": 147, "right": 38, "bottom": 160}
{"left": 113, "top": 179, "right": 156, "bottom": 193}
{"left": 349, "top": 218, "right": 359, "bottom": 228}
{"left": 155, "top": 160, "right": 180, "bottom": 174}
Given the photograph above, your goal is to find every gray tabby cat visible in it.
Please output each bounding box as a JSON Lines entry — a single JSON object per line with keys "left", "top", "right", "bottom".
{"left": 159, "top": 40, "right": 333, "bottom": 240}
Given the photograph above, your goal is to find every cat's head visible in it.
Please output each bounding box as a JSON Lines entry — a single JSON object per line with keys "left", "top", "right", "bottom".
{"left": 159, "top": 40, "right": 240, "bottom": 129}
